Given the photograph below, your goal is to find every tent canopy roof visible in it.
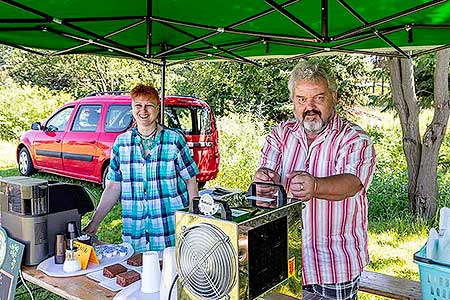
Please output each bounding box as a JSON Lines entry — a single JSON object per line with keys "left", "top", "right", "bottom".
{"left": 1, "top": 0, "right": 449, "bottom": 66}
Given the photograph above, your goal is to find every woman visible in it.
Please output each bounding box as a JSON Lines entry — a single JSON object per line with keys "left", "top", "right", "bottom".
{"left": 84, "top": 83, "right": 198, "bottom": 253}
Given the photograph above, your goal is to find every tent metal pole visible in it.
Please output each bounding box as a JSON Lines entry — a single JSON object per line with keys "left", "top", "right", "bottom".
{"left": 51, "top": 19, "right": 146, "bottom": 56}
{"left": 337, "top": 26, "right": 404, "bottom": 47}
{"left": 62, "top": 16, "right": 142, "bottom": 22}
{"left": 332, "top": 0, "right": 447, "bottom": 41}
{"left": 160, "top": 58, "right": 166, "bottom": 125}
{"left": 151, "top": 16, "right": 315, "bottom": 42}
{"left": 153, "top": 0, "right": 299, "bottom": 58}
{"left": 264, "top": 0, "right": 323, "bottom": 41}
{"left": 336, "top": 0, "right": 409, "bottom": 58}
{"left": 411, "top": 45, "right": 450, "bottom": 58}
{"left": 321, "top": 0, "right": 329, "bottom": 40}
{"left": 0, "top": 0, "right": 146, "bottom": 59}
{"left": 41, "top": 26, "right": 162, "bottom": 66}
{"left": 154, "top": 31, "right": 218, "bottom": 58}
{"left": 167, "top": 40, "right": 259, "bottom": 55}
{"left": 167, "top": 40, "right": 261, "bottom": 67}
{"left": 146, "top": 0, "right": 152, "bottom": 58}
{"left": 157, "top": 22, "right": 261, "bottom": 66}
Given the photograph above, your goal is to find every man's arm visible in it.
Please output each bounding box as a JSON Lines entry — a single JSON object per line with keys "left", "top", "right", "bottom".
{"left": 185, "top": 177, "right": 199, "bottom": 203}
{"left": 83, "top": 181, "right": 121, "bottom": 234}
{"left": 288, "top": 172, "right": 362, "bottom": 202}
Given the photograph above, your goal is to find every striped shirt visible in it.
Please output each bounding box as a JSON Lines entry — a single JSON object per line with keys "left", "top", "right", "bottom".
{"left": 109, "top": 127, "right": 198, "bottom": 252}
{"left": 260, "top": 113, "right": 376, "bottom": 285}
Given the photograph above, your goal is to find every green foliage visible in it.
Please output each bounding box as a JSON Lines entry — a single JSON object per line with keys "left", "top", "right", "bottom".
{"left": 1, "top": 47, "right": 172, "bottom": 98}
{"left": 368, "top": 52, "right": 450, "bottom": 111}
{"left": 173, "top": 55, "right": 373, "bottom": 123}
{"left": 208, "top": 113, "right": 266, "bottom": 190}
{"left": 0, "top": 79, "right": 72, "bottom": 140}
{"left": 414, "top": 53, "right": 437, "bottom": 109}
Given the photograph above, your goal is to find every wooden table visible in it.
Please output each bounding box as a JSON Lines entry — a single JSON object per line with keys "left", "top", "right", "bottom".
{"left": 21, "top": 265, "right": 116, "bottom": 300}
{"left": 22, "top": 265, "right": 313, "bottom": 300}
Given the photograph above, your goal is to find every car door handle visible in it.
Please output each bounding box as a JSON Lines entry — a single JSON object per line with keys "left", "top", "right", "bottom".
{"left": 88, "top": 140, "right": 96, "bottom": 144}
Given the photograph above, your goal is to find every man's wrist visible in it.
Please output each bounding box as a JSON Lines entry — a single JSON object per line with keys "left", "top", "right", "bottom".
{"left": 313, "top": 177, "right": 318, "bottom": 196}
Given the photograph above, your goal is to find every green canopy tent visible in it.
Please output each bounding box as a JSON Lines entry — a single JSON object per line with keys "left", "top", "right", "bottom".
{"left": 1, "top": 0, "right": 450, "bottom": 105}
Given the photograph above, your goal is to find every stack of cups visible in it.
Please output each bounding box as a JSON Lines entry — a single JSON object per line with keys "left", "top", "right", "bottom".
{"left": 141, "top": 251, "right": 161, "bottom": 294}
{"left": 160, "top": 247, "right": 177, "bottom": 300}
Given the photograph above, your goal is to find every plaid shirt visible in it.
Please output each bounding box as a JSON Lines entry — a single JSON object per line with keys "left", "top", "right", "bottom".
{"left": 109, "top": 127, "right": 198, "bottom": 252}
{"left": 260, "top": 113, "right": 376, "bottom": 285}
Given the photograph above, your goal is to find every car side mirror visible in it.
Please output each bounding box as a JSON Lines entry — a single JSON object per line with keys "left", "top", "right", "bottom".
{"left": 31, "top": 122, "right": 41, "bottom": 130}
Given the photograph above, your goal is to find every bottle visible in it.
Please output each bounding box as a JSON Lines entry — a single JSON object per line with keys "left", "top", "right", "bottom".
{"left": 66, "top": 221, "right": 79, "bottom": 250}
{"left": 54, "top": 233, "right": 66, "bottom": 264}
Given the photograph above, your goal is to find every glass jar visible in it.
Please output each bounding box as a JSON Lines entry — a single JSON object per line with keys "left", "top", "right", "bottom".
{"left": 62, "top": 248, "right": 81, "bottom": 273}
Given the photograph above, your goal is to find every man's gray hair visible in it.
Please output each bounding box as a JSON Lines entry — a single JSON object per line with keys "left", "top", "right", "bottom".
{"left": 288, "top": 59, "right": 337, "bottom": 100}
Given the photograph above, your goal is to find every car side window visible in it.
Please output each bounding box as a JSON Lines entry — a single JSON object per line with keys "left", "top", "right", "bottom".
{"left": 105, "top": 104, "right": 133, "bottom": 132}
{"left": 165, "top": 106, "right": 193, "bottom": 134}
{"left": 197, "top": 107, "right": 212, "bottom": 135}
{"left": 72, "top": 105, "right": 102, "bottom": 132}
{"left": 46, "top": 106, "right": 74, "bottom": 132}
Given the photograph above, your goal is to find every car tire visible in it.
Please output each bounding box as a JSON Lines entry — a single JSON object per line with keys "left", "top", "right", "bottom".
{"left": 102, "top": 167, "right": 110, "bottom": 190}
{"left": 18, "top": 147, "right": 36, "bottom": 176}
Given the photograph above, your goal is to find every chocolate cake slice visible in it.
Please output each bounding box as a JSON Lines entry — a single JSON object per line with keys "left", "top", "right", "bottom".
{"left": 126, "top": 253, "right": 143, "bottom": 266}
{"left": 116, "top": 270, "right": 141, "bottom": 287}
{"left": 103, "top": 263, "right": 127, "bottom": 278}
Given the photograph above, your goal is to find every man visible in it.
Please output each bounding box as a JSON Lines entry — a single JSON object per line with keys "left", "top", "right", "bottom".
{"left": 84, "top": 83, "right": 198, "bottom": 254}
{"left": 253, "top": 60, "right": 376, "bottom": 300}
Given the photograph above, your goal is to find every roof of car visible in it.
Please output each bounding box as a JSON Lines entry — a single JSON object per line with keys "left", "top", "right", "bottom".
{"left": 72, "top": 94, "right": 209, "bottom": 107}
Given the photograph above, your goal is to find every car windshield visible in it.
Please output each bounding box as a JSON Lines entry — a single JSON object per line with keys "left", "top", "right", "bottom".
{"left": 164, "top": 106, "right": 212, "bottom": 135}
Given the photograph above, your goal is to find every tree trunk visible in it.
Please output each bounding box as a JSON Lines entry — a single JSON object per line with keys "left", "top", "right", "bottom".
{"left": 389, "top": 49, "right": 450, "bottom": 219}
{"left": 389, "top": 56, "right": 422, "bottom": 213}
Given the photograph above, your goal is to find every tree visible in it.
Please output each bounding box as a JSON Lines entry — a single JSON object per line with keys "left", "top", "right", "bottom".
{"left": 389, "top": 49, "right": 450, "bottom": 219}
{"left": 174, "top": 55, "right": 372, "bottom": 123}
{"left": 1, "top": 47, "right": 165, "bottom": 98}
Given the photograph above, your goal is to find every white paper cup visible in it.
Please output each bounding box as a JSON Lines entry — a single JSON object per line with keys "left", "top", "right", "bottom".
{"left": 141, "top": 251, "right": 161, "bottom": 293}
{"left": 160, "top": 247, "right": 177, "bottom": 300}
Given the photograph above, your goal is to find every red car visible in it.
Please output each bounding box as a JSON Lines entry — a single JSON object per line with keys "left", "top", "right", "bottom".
{"left": 17, "top": 93, "right": 220, "bottom": 188}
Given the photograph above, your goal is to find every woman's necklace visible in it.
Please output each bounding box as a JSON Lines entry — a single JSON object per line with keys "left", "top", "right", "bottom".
{"left": 137, "top": 125, "right": 158, "bottom": 150}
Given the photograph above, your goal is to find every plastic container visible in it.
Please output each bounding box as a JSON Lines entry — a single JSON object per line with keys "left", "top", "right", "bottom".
{"left": 414, "top": 244, "right": 450, "bottom": 300}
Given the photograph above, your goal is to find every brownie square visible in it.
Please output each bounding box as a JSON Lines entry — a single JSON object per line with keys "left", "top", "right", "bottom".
{"left": 116, "top": 270, "right": 141, "bottom": 287}
{"left": 126, "top": 253, "right": 143, "bottom": 266}
{"left": 103, "top": 263, "right": 127, "bottom": 278}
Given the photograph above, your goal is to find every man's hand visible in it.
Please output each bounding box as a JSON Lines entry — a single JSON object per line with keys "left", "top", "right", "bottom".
{"left": 253, "top": 167, "right": 281, "bottom": 207}
{"left": 287, "top": 171, "right": 317, "bottom": 202}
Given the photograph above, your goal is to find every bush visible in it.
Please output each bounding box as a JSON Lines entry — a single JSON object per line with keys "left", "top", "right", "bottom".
{"left": 0, "top": 79, "right": 72, "bottom": 141}
{"left": 209, "top": 113, "right": 266, "bottom": 190}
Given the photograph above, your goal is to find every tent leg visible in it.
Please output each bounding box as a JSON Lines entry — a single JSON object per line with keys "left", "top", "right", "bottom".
{"left": 160, "top": 58, "right": 166, "bottom": 125}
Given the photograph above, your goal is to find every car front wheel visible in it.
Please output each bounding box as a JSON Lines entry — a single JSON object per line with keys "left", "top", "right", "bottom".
{"left": 102, "top": 167, "right": 110, "bottom": 189}
{"left": 18, "top": 148, "right": 36, "bottom": 176}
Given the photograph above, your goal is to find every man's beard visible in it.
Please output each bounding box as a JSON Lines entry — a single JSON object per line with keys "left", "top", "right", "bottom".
{"left": 301, "top": 109, "right": 327, "bottom": 134}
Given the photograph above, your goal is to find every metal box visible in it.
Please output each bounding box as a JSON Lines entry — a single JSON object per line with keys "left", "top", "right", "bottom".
{"left": 175, "top": 185, "right": 303, "bottom": 300}
{"left": 0, "top": 177, "right": 94, "bottom": 265}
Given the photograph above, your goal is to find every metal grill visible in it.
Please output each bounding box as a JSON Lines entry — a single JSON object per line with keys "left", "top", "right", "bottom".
{"left": 176, "top": 223, "right": 237, "bottom": 300}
